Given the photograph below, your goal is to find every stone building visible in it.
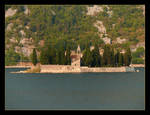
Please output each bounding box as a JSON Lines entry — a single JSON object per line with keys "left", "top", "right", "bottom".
{"left": 71, "top": 45, "right": 82, "bottom": 67}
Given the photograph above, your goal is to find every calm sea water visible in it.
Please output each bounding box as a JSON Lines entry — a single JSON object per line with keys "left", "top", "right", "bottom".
{"left": 5, "top": 68, "right": 145, "bottom": 110}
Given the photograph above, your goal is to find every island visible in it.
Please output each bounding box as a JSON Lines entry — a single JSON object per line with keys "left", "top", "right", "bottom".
{"left": 8, "top": 45, "right": 143, "bottom": 73}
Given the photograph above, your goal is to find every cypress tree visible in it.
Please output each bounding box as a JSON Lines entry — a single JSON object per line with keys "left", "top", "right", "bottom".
{"left": 91, "top": 44, "right": 101, "bottom": 67}
{"left": 107, "top": 46, "right": 111, "bottom": 66}
{"left": 82, "top": 47, "right": 92, "bottom": 67}
{"left": 31, "top": 48, "right": 37, "bottom": 66}
{"left": 119, "top": 53, "right": 124, "bottom": 66}
{"left": 55, "top": 49, "right": 60, "bottom": 65}
{"left": 103, "top": 45, "right": 111, "bottom": 67}
{"left": 115, "top": 49, "right": 120, "bottom": 67}
{"left": 102, "top": 45, "right": 107, "bottom": 66}
{"left": 124, "top": 47, "right": 132, "bottom": 66}
{"left": 49, "top": 45, "right": 56, "bottom": 64}
{"left": 40, "top": 48, "right": 49, "bottom": 64}
{"left": 59, "top": 48, "right": 66, "bottom": 65}
{"left": 65, "top": 48, "right": 71, "bottom": 65}
{"left": 110, "top": 47, "right": 115, "bottom": 67}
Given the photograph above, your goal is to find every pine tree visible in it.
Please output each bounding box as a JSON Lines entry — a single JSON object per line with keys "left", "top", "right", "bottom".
{"left": 31, "top": 48, "right": 37, "bottom": 66}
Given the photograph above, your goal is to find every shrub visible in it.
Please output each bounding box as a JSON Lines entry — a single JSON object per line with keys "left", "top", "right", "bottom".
{"left": 26, "top": 64, "right": 41, "bottom": 73}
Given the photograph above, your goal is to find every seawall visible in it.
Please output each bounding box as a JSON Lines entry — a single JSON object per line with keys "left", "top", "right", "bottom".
{"left": 129, "top": 64, "right": 145, "bottom": 67}
{"left": 40, "top": 65, "right": 135, "bottom": 73}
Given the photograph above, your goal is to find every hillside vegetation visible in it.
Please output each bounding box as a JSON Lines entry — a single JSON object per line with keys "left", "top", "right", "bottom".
{"left": 5, "top": 5, "right": 145, "bottom": 65}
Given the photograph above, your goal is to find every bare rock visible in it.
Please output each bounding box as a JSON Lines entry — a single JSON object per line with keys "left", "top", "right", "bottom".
{"left": 20, "top": 30, "right": 26, "bottom": 37}
{"left": 102, "top": 37, "right": 111, "bottom": 44}
{"left": 94, "top": 20, "right": 106, "bottom": 34}
{"left": 6, "top": 23, "right": 13, "bottom": 31}
{"left": 24, "top": 5, "right": 30, "bottom": 15}
{"left": 87, "top": 5, "right": 103, "bottom": 16}
{"left": 5, "top": 8, "right": 17, "bottom": 18}
{"left": 116, "top": 37, "right": 127, "bottom": 44}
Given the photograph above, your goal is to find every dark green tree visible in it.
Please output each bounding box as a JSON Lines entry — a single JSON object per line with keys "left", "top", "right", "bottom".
{"left": 40, "top": 48, "right": 49, "bottom": 64}
{"left": 31, "top": 48, "right": 37, "bottom": 66}
{"left": 81, "top": 46, "right": 92, "bottom": 67}
{"left": 47, "top": 45, "right": 57, "bottom": 64}
{"left": 110, "top": 47, "right": 115, "bottom": 66}
{"left": 59, "top": 48, "right": 66, "bottom": 65}
{"left": 115, "top": 50, "right": 120, "bottom": 66}
{"left": 119, "top": 53, "right": 124, "bottom": 66}
{"left": 91, "top": 44, "right": 101, "bottom": 67}
{"left": 65, "top": 47, "right": 71, "bottom": 65}
{"left": 103, "top": 45, "right": 112, "bottom": 66}
{"left": 5, "top": 49, "right": 20, "bottom": 66}
{"left": 124, "top": 47, "right": 132, "bottom": 66}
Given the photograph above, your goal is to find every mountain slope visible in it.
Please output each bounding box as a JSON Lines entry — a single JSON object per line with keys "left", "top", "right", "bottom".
{"left": 5, "top": 5, "right": 145, "bottom": 65}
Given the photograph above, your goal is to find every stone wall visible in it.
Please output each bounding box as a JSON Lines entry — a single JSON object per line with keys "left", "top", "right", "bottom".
{"left": 129, "top": 64, "right": 145, "bottom": 67}
{"left": 40, "top": 65, "right": 129, "bottom": 73}
{"left": 40, "top": 65, "right": 81, "bottom": 73}
{"left": 80, "top": 67, "right": 126, "bottom": 72}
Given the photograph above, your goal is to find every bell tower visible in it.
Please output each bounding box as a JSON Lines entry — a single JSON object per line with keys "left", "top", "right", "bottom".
{"left": 77, "top": 45, "right": 81, "bottom": 55}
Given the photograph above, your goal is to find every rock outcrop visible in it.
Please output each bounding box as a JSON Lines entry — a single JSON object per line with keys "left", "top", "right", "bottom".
{"left": 5, "top": 8, "right": 17, "bottom": 18}
{"left": 87, "top": 5, "right": 103, "bottom": 16}
{"left": 116, "top": 37, "right": 127, "bottom": 44}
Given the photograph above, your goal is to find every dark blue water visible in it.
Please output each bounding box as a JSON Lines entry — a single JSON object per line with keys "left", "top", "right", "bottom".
{"left": 5, "top": 68, "right": 145, "bottom": 110}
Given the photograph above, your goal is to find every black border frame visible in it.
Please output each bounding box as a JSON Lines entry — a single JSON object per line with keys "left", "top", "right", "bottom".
{"left": 1, "top": 0, "right": 149, "bottom": 112}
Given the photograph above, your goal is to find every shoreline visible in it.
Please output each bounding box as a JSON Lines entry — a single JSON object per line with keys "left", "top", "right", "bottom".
{"left": 5, "top": 66, "right": 31, "bottom": 68}
{"left": 6, "top": 64, "right": 144, "bottom": 73}
{"left": 8, "top": 66, "right": 141, "bottom": 73}
{"left": 5, "top": 64, "right": 145, "bottom": 69}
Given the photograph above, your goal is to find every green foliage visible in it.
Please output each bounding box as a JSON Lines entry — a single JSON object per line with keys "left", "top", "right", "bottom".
{"left": 131, "top": 47, "right": 145, "bottom": 64}
{"left": 102, "top": 45, "right": 112, "bottom": 66}
{"left": 132, "top": 47, "right": 144, "bottom": 58}
{"left": 39, "top": 43, "right": 71, "bottom": 65}
{"left": 65, "top": 47, "right": 71, "bottom": 65}
{"left": 31, "top": 48, "right": 37, "bottom": 66}
{"left": 5, "top": 49, "right": 20, "bottom": 66}
{"left": 124, "top": 47, "right": 132, "bottom": 66}
{"left": 97, "top": 5, "right": 145, "bottom": 42}
{"left": 82, "top": 44, "right": 133, "bottom": 67}
{"left": 114, "top": 49, "right": 120, "bottom": 66}
{"left": 81, "top": 47, "right": 92, "bottom": 67}
{"left": 118, "top": 53, "right": 124, "bottom": 66}
{"left": 39, "top": 48, "right": 50, "bottom": 64}
{"left": 5, "top": 5, "right": 145, "bottom": 66}
{"left": 132, "top": 58, "right": 144, "bottom": 64}
{"left": 91, "top": 44, "right": 101, "bottom": 67}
